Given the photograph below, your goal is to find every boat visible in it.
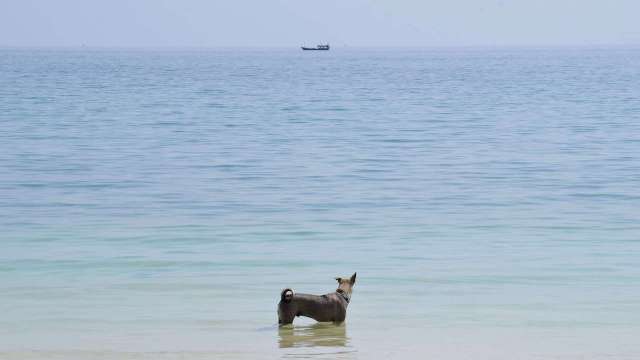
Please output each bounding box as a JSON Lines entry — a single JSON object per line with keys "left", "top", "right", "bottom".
{"left": 301, "top": 44, "right": 330, "bottom": 51}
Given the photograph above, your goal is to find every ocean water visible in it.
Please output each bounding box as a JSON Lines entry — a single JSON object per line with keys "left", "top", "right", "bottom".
{"left": 1, "top": 47, "right": 639, "bottom": 359}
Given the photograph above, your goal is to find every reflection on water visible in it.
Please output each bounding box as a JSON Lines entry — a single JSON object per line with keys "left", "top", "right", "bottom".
{"left": 279, "top": 322, "right": 349, "bottom": 348}
{"left": 278, "top": 323, "right": 355, "bottom": 359}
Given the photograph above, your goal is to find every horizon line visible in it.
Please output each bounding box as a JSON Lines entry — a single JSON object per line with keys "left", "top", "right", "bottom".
{"left": 2, "top": 43, "right": 640, "bottom": 51}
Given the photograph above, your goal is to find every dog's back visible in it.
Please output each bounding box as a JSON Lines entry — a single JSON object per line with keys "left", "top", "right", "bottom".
{"left": 278, "top": 290, "right": 347, "bottom": 324}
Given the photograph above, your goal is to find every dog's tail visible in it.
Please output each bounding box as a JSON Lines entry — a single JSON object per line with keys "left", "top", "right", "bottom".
{"left": 280, "top": 288, "right": 294, "bottom": 303}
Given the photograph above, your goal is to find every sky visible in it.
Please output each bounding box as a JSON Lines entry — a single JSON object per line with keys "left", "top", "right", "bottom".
{"left": 1, "top": 0, "right": 639, "bottom": 47}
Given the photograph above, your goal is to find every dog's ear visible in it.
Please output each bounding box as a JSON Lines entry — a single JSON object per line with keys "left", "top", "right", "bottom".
{"left": 335, "top": 277, "right": 342, "bottom": 282}
{"left": 350, "top": 273, "right": 356, "bottom": 285}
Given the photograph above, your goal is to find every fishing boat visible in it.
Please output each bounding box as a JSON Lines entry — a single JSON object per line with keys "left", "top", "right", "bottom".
{"left": 301, "top": 44, "right": 330, "bottom": 51}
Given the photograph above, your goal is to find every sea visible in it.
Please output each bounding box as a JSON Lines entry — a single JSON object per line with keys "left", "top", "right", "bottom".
{"left": 1, "top": 47, "right": 639, "bottom": 359}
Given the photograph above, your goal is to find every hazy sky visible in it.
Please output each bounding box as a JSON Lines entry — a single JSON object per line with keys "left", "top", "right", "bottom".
{"left": 1, "top": 0, "right": 639, "bottom": 47}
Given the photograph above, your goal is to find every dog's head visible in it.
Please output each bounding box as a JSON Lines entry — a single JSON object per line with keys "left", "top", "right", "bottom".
{"left": 335, "top": 273, "right": 356, "bottom": 296}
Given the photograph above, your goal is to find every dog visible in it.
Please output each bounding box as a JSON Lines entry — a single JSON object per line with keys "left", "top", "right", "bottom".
{"left": 278, "top": 273, "right": 356, "bottom": 325}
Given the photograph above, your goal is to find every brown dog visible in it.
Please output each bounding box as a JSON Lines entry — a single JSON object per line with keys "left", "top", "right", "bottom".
{"left": 278, "top": 273, "right": 356, "bottom": 325}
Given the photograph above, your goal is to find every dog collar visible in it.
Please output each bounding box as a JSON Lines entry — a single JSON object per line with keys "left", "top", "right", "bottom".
{"left": 336, "top": 289, "right": 350, "bottom": 304}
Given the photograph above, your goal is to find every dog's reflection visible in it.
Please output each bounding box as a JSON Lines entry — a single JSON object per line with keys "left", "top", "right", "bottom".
{"left": 278, "top": 322, "right": 349, "bottom": 348}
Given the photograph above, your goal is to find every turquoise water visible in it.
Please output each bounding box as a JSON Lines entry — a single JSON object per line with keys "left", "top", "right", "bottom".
{"left": 1, "top": 47, "right": 640, "bottom": 359}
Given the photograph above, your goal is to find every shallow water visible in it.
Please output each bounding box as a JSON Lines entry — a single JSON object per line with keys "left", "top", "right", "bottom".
{"left": 1, "top": 47, "right": 640, "bottom": 359}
